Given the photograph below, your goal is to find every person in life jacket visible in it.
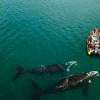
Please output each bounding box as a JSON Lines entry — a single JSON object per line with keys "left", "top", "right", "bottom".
{"left": 88, "top": 41, "right": 95, "bottom": 48}
{"left": 88, "top": 35, "right": 92, "bottom": 41}
{"left": 93, "top": 28, "right": 98, "bottom": 33}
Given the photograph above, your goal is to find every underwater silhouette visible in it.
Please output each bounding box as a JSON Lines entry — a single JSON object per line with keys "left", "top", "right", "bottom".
{"left": 31, "top": 71, "right": 99, "bottom": 100}
{"left": 14, "top": 61, "right": 77, "bottom": 80}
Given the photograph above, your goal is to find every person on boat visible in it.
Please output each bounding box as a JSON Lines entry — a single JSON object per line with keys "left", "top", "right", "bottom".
{"left": 98, "top": 29, "right": 100, "bottom": 36}
{"left": 93, "top": 28, "right": 98, "bottom": 33}
{"left": 88, "top": 35, "right": 92, "bottom": 41}
{"left": 89, "top": 48, "right": 95, "bottom": 54}
{"left": 89, "top": 31, "right": 93, "bottom": 35}
{"left": 95, "top": 44, "right": 100, "bottom": 49}
{"left": 95, "top": 40, "right": 99, "bottom": 45}
{"left": 94, "top": 49, "right": 98, "bottom": 54}
{"left": 87, "top": 41, "right": 95, "bottom": 48}
{"left": 96, "top": 49, "right": 100, "bottom": 55}
{"left": 90, "top": 48, "right": 97, "bottom": 55}
{"left": 92, "top": 28, "right": 98, "bottom": 37}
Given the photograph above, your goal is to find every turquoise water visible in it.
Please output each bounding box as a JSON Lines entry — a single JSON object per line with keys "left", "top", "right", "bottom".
{"left": 0, "top": 0, "right": 100, "bottom": 100}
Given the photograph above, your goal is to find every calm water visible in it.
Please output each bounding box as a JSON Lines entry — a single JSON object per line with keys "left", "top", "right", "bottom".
{"left": 0, "top": 0, "right": 100, "bottom": 100}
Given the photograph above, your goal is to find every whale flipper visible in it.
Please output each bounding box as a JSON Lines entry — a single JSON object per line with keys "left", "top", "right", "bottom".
{"left": 31, "top": 80, "right": 43, "bottom": 100}
{"left": 82, "top": 84, "right": 89, "bottom": 96}
{"left": 14, "top": 64, "right": 25, "bottom": 80}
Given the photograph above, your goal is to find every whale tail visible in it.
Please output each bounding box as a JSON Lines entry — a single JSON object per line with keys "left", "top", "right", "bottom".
{"left": 14, "top": 64, "right": 25, "bottom": 80}
{"left": 31, "top": 80, "right": 43, "bottom": 100}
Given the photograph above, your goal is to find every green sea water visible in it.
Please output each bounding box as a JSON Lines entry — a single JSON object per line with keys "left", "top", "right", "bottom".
{"left": 0, "top": 0, "right": 100, "bottom": 100}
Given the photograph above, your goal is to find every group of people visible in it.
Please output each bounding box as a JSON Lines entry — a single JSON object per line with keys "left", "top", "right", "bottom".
{"left": 87, "top": 28, "right": 100, "bottom": 55}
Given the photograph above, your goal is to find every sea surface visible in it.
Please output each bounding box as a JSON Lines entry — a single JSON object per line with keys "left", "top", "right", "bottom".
{"left": 0, "top": 0, "right": 100, "bottom": 100}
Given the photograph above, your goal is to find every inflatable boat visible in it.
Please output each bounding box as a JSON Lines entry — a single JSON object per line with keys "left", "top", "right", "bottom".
{"left": 87, "top": 28, "right": 100, "bottom": 56}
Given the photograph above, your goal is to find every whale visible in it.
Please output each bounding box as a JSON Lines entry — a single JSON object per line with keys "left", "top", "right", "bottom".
{"left": 14, "top": 61, "right": 77, "bottom": 80}
{"left": 31, "top": 71, "right": 99, "bottom": 100}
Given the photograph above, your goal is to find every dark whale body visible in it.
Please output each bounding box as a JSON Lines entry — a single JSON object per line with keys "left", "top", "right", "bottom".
{"left": 32, "top": 71, "right": 99, "bottom": 100}
{"left": 28, "top": 64, "right": 67, "bottom": 73}
{"left": 14, "top": 61, "right": 77, "bottom": 80}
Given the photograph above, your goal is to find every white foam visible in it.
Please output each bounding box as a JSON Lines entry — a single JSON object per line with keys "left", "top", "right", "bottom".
{"left": 88, "top": 80, "right": 92, "bottom": 83}
{"left": 66, "top": 68, "right": 70, "bottom": 72}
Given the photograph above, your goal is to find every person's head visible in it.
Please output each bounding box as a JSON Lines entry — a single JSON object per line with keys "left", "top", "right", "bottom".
{"left": 98, "top": 29, "right": 100, "bottom": 32}
{"left": 89, "top": 31, "right": 92, "bottom": 35}
{"left": 93, "top": 28, "right": 97, "bottom": 33}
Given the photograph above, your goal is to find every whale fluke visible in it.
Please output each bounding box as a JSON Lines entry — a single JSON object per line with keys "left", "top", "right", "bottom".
{"left": 80, "top": 79, "right": 89, "bottom": 96}
{"left": 82, "top": 84, "right": 89, "bottom": 96}
{"left": 14, "top": 64, "right": 25, "bottom": 80}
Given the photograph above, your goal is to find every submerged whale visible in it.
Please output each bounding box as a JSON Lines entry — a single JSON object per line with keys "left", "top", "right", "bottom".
{"left": 31, "top": 71, "right": 99, "bottom": 100}
{"left": 14, "top": 61, "right": 77, "bottom": 80}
